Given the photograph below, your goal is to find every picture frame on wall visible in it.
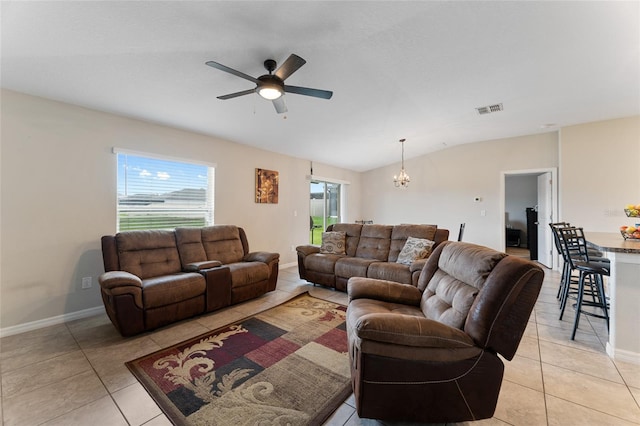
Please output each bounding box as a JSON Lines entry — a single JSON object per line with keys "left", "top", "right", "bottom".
{"left": 255, "top": 168, "right": 279, "bottom": 204}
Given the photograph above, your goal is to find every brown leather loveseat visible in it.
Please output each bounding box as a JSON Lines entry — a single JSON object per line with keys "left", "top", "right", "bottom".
{"left": 296, "top": 223, "right": 449, "bottom": 291}
{"left": 346, "top": 241, "right": 544, "bottom": 423}
{"left": 99, "top": 225, "right": 279, "bottom": 336}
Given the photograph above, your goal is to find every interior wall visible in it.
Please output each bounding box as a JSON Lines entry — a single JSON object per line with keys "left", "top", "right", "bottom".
{"left": 559, "top": 116, "right": 640, "bottom": 231}
{"left": 505, "top": 175, "right": 537, "bottom": 247}
{"left": 361, "top": 132, "right": 559, "bottom": 250}
{"left": 0, "top": 89, "right": 361, "bottom": 329}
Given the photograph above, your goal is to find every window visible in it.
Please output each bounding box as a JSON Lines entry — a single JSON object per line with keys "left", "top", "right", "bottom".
{"left": 309, "top": 180, "right": 341, "bottom": 244}
{"left": 116, "top": 150, "right": 214, "bottom": 231}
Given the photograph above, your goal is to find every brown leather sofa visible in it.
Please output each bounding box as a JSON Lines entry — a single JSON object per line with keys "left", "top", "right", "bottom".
{"left": 296, "top": 223, "right": 449, "bottom": 291}
{"left": 99, "top": 225, "right": 279, "bottom": 336}
{"left": 346, "top": 241, "right": 544, "bottom": 423}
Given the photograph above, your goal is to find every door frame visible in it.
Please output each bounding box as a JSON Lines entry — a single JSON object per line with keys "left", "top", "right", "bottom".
{"left": 499, "top": 167, "right": 558, "bottom": 270}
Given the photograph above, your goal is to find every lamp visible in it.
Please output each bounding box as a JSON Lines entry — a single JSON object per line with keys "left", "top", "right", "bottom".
{"left": 258, "top": 84, "right": 283, "bottom": 100}
{"left": 257, "top": 75, "right": 284, "bottom": 100}
{"left": 393, "top": 138, "right": 410, "bottom": 188}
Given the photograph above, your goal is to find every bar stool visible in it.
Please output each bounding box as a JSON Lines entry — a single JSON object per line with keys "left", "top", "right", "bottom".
{"left": 551, "top": 222, "right": 609, "bottom": 306}
{"left": 558, "top": 227, "right": 610, "bottom": 340}
{"left": 549, "top": 222, "right": 573, "bottom": 300}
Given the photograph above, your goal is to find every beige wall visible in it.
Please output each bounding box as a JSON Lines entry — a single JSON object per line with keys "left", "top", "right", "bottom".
{"left": 0, "top": 89, "right": 361, "bottom": 329}
{"left": 361, "top": 132, "right": 559, "bottom": 249}
{"left": 2, "top": 87, "right": 638, "bottom": 332}
{"left": 559, "top": 116, "right": 640, "bottom": 231}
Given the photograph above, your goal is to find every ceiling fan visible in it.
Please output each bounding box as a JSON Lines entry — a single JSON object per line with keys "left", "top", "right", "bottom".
{"left": 205, "top": 54, "right": 333, "bottom": 114}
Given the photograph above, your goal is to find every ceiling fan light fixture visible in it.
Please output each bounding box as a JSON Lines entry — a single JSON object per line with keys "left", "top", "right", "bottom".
{"left": 258, "top": 85, "right": 283, "bottom": 100}
{"left": 206, "top": 54, "right": 333, "bottom": 112}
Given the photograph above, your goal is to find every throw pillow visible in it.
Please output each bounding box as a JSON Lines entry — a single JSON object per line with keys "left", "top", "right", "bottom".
{"left": 396, "top": 237, "right": 435, "bottom": 265}
{"left": 320, "top": 231, "right": 346, "bottom": 255}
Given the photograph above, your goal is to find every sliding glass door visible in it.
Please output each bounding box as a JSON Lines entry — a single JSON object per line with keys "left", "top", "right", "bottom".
{"left": 310, "top": 181, "right": 340, "bottom": 244}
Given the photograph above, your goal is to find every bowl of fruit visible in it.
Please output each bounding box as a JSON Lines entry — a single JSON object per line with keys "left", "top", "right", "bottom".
{"left": 620, "top": 225, "right": 640, "bottom": 240}
{"left": 624, "top": 204, "right": 640, "bottom": 217}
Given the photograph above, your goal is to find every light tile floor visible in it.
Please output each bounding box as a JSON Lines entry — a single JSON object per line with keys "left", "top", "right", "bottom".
{"left": 1, "top": 266, "right": 640, "bottom": 425}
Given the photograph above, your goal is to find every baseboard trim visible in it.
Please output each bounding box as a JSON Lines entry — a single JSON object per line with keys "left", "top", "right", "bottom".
{"left": 0, "top": 305, "right": 105, "bottom": 338}
{"left": 607, "top": 342, "right": 640, "bottom": 365}
{"left": 2, "top": 265, "right": 300, "bottom": 338}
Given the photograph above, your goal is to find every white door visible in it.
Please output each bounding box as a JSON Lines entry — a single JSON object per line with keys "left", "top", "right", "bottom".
{"left": 537, "top": 172, "right": 553, "bottom": 268}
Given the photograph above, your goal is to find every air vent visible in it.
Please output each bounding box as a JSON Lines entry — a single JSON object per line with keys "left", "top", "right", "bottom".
{"left": 476, "top": 103, "right": 503, "bottom": 115}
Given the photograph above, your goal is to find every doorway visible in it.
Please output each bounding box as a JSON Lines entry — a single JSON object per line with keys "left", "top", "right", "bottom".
{"left": 501, "top": 168, "right": 557, "bottom": 269}
{"left": 309, "top": 180, "right": 341, "bottom": 244}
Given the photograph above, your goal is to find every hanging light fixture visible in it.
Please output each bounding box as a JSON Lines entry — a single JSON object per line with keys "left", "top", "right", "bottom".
{"left": 393, "top": 138, "right": 410, "bottom": 188}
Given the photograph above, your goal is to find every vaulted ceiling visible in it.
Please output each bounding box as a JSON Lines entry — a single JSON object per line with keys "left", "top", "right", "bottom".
{"left": 2, "top": 1, "right": 638, "bottom": 171}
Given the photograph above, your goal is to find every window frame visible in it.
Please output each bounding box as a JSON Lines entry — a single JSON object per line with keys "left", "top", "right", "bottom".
{"left": 309, "top": 175, "right": 349, "bottom": 244}
{"left": 113, "top": 148, "right": 216, "bottom": 232}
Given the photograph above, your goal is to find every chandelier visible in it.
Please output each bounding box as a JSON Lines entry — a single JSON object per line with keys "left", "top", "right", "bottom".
{"left": 393, "top": 138, "right": 410, "bottom": 188}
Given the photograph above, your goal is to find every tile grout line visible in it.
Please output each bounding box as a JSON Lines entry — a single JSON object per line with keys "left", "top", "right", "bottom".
{"left": 62, "top": 322, "right": 133, "bottom": 426}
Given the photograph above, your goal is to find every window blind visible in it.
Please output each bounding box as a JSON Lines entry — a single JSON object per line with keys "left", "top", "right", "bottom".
{"left": 116, "top": 152, "right": 214, "bottom": 231}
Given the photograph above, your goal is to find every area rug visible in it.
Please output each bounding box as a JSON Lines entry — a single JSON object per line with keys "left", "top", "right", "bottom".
{"left": 126, "top": 292, "right": 351, "bottom": 426}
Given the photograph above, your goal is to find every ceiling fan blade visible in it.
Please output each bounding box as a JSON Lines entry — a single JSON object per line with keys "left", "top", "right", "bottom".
{"left": 206, "top": 61, "right": 260, "bottom": 84}
{"left": 273, "top": 96, "right": 288, "bottom": 114}
{"left": 284, "top": 85, "right": 333, "bottom": 100}
{"left": 275, "top": 54, "right": 306, "bottom": 81}
{"left": 217, "top": 89, "right": 256, "bottom": 100}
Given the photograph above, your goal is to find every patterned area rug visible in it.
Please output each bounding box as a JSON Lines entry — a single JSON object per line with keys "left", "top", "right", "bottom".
{"left": 126, "top": 292, "right": 351, "bottom": 426}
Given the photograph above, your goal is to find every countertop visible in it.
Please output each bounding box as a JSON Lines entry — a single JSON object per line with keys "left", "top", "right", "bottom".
{"left": 586, "top": 232, "right": 640, "bottom": 254}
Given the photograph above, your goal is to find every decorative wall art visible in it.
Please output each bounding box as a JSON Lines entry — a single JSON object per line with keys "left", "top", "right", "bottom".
{"left": 255, "top": 168, "right": 279, "bottom": 204}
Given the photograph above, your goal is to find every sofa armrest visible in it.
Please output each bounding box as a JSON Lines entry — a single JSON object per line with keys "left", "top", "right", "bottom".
{"left": 410, "top": 258, "right": 428, "bottom": 273}
{"left": 348, "top": 277, "right": 421, "bottom": 306}
{"left": 99, "top": 271, "right": 142, "bottom": 290}
{"left": 351, "top": 312, "right": 474, "bottom": 349}
{"left": 184, "top": 260, "right": 223, "bottom": 271}
{"left": 296, "top": 245, "right": 320, "bottom": 256}
{"left": 244, "top": 251, "right": 280, "bottom": 264}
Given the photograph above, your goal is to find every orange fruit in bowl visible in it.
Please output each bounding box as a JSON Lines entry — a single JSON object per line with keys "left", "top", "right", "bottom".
{"left": 633, "top": 231, "right": 640, "bottom": 239}
{"left": 621, "top": 225, "right": 628, "bottom": 231}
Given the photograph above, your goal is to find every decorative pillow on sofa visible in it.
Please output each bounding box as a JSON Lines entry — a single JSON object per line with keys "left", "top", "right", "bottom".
{"left": 396, "top": 237, "right": 435, "bottom": 265}
{"left": 320, "top": 231, "right": 346, "bottom": 255}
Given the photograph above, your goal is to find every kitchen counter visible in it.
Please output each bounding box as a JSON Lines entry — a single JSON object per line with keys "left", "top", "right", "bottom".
{"left": 587, "top": 232, "right": 640, "bottom": 254}
{"left": 586, "top": 232, "right": 640, "bottom": 364}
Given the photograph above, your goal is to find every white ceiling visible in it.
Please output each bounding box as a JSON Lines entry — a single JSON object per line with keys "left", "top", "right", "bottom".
{"left": 2, "top": 1, "right": 639, "bottom": 172}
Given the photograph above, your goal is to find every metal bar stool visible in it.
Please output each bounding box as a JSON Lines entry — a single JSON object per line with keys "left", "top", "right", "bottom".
{"left": 558, "top": 227, "right": 610, "bottom": 340}
{"left": 549, "top": 222, "right": 573, "bottom": 300}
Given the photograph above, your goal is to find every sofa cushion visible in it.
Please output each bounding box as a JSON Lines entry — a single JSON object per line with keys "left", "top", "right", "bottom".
{"left": 228, "top": 262, "right": 270, "bottom": 288}
{"left": 175, "top": 227, "right": 207, "bottom": 267}
{"left": 331, "top": 223, "right": 363, "bottom": 257}
{"left": 367, "top": 262, "right": 412, "bottom": 284}
{"left": 335, "top": 257, "right": 379, "bottom": 279}
{"left": 355, "top": 225, "right": 393, "bottom": 260}
{"left": 142, "top": 272, "right": 205, "bottom": 309}
{"left": 348, "top": 300, "right": 476, "bottom": 349}
{"left": 419, "top": 242, "right": 507, "bottom": 330}
{"left": 396, "top": 237, "right": 436, "bottom": 265}
{"left": 201, "top": 225, "right": 245, "bottom": 264}
{"left": 116, "top": 230, "right": 182, "bottom": 279}
{"left": 320, "top": 231, "right": 346, "bottom": 254}
{"left": 389, "top": 224, "right": 438, "bottom": 262}
{"left": 304, "top": 253, "right": 343, "bottom": 274}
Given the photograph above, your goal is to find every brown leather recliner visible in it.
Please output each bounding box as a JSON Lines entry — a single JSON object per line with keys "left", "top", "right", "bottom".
{"left": 346, "top": 241, "right": 544, "bottom": 423}
{"left": 99, "top": 226, "right": 279, "bottom": 336}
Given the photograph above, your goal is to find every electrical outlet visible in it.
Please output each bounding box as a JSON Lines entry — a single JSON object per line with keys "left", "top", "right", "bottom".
{"left": 290, "top": 245, "right": 295, "bottom": 252}
{"left": 81, "top": 276, "right": 92, "bottom": 289}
